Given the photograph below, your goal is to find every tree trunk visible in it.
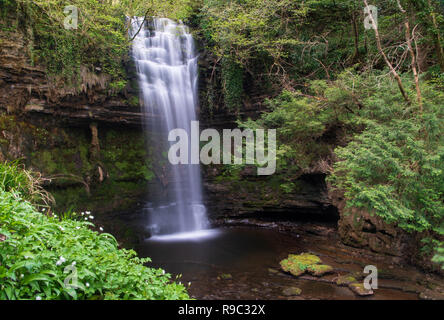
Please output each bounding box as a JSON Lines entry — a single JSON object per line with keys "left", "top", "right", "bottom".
{"left": 427, "top": 0, "right": 444, "bottom": 71}
{"left": 363, "top": 0, "right": 410, "bottom": 104}
{"left": 397, "top": 0, "right": 423, "bottom": 112}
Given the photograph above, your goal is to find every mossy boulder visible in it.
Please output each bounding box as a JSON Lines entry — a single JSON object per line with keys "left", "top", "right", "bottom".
{"left": 306, "top": 264, "right": 334, "bottom": 277}
{"left": 280, "top": 253, "right": 332, "bottom": 278}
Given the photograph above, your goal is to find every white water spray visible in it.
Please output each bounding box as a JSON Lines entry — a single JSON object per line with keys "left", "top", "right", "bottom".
{"left": 131, "top": 17, "right": 208, "bottom": 236}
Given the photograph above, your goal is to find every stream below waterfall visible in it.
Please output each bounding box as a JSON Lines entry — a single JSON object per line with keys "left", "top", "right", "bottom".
{"left": 94, "top": 209, "right": 444, "bottom": 300}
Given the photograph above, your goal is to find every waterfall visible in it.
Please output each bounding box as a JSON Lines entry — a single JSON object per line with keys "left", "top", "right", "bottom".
{"left": 131, "top": 17, "right": 209, "bottom": 236}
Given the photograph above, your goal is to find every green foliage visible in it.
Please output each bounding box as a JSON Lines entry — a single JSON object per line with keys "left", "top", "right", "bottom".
{"left": 326, "top": 72, "right": 444, "bottom": 266}
{"left": 241, "top": 88, "right": 338, "bottom": 173}
{"left": 221, "top": 57, "right": 243, "bottom": 111}
{"left": 0, "top": 160, "right": 53, "bottom": 209}
{"left": 0, "top": 162, "right": 189, "bottom": 299}
{"left": 0, "top": 0, "right": 154, "bottom": 89}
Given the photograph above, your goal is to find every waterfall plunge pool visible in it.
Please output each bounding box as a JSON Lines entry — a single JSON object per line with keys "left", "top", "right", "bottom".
{"left": 95, "top": 209, "right": 423, "bottom": 300}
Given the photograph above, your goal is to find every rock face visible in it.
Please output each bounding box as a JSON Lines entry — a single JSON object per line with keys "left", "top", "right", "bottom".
{"left": 0, "top": 31, "right": 157, "bottom": 214}
{"left": 0, "top": 31, "right": 146, "bottom": 126}
{"left": 203, "top": 165, "right": 338, "bottom": 221}
{"left": 328, "top": 186, "right": 422, "bottom": 265}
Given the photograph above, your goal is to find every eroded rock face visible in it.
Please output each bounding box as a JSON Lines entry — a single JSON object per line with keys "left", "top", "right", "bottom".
{"left": 327, "top": 185, "right": 443, "bottom": 273}
{"left": 329, "top": 186, "right": 410, "bottom": 257}
{"left": 203, "top": 165, "right": 338, "bottom": 222}
{"left": 0, "top": 31, "right": 146, "bottom": 126}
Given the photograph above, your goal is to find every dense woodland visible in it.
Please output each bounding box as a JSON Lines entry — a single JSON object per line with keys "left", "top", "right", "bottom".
{"left": 0, "top": 0, "right": 443, "bottom": 300}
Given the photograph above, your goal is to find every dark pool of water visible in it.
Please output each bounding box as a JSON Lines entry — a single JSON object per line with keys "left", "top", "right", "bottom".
{"left": 95, "top": 211, "right": 423, "bottom": 300}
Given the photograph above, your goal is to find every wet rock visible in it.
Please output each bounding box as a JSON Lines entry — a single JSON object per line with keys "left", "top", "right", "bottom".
{"left": 336, "top": 274, "right": 357, "bottom": 286}
{"left": 348, "top": 283, "right": 374, "bottom": 296}
{"left": 419, "top": 290, "right": 444, "bottom": 300}
{"left": 306, "top": 264, "right": 334, "bottom": 277}
{"left": 218, "top": 273, "right": 233, "bottom": 280}
{"left": 268, "top": 268, "right": 279, "bottom": 274}
{"left": 282, "top": 287, "right": 302, "bottom": 296}
{"left": 280, "top": 253, "right": 333, "bottom": 278}
{"left": 280, "top": 253, "right": 320, "bottom": 277}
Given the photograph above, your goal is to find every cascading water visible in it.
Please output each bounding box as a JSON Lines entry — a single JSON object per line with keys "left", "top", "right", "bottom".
{"left": 130, "top": 17, "right": 209, "bottom": 237}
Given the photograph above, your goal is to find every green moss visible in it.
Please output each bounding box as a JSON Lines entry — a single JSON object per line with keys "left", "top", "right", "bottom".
{"left": 280, "top": 253, "right": 321, "bottom": 277}
{"left": 336, "top": 274, "right": 357, "bottom": 286}
{"left": 280, "top": 253, "right": 333, "bottom": 278}
{"left": 288, "top": 253, "right": 322, "bottom": 265}
{"left": 306, "top": 264, "right": 334, "bottom": 277}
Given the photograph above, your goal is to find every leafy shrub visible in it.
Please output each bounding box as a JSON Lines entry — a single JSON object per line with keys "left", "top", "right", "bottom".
{"left": 0, "top": 160, "right": 53, "bottom": 209}
{"left": 0, "top": 162, "right": 189, "bottom": 300}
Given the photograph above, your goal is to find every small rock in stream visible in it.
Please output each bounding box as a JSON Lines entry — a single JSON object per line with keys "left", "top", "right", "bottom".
{"left": 336, "top": 274, "right": 357, "bottom": 286}
{"left": 348, "top": 283, "right": 374, "bottom": 296}
{"left": 419, "top": 289, "right": 444, "bottom": 300}
{"left": 306, "top": 264, "right": 334, "bottom": 277}
{"left": 282, "top": 287, "right": 302, "bottom": 296}
{"left": 218, "top": 273, "right": 233, "bottom": 280}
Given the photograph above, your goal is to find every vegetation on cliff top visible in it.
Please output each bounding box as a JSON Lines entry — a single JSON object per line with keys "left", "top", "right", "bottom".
{"left": 0, "top": 0, "right": 154, "bottom": 91}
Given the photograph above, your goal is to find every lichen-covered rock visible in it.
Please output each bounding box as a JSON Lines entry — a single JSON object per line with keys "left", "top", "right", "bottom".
{"left": 218, "top": 273, "right": 233, "bottom": 280}
{"left": 306, "top": 264, "right": 334, "bottom": 277}
{"left": 280, "top": 257, "right": 306, "bottom": 277}
{"left": 282, "top": 287, "right": 302, "bottom": 296}
{"left": 348, "top": 283, "right": 374, "bottom": 296}
{"left": 336, "top": 274, "right": 357, "bottom": 286}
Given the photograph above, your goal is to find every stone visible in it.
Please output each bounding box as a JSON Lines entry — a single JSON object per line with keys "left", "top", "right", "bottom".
{"left": 282, "top": 287, "right": 302, "bottom": 296}
{"left": 336, "top": 274, "right": 357, "bottom": 286}
{"left": 218, "top": 273, "right": 232, "bottom": 280}
{"left": 280, "top": 253, "right": 332, "bottom": 278}
{"left": 419, "top": 289, "right": 444, "bottom": 300}
{"left": 306, "top": 264, "right": 334, "bottom": 277}
{"left": 348, "top": 283, "right": 374, "bottom": 296}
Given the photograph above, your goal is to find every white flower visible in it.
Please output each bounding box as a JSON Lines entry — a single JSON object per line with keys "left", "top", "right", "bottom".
{"left": 162, "top": 270, "right": 165, "bottom": 275}
{"left": 188, "top": 282, "right": 191, "bottom": 286}
{"left": 81, "top": 212, "right": 85, "bottom": 216}
{"left": 41, "top": 208, "right": 45, "bottom": 212}
{"left": 59, "top": 227, "right": 65, "bottom": 231}
{"left": 86, "top": 211, "right": 91, "bottom": 214}
{"left": 99, "top": 227, "right": 103, "bottom": 231}
{"left": 36, "top": 296, "right": 42, "bottom": 300}
{"left": 89, "top": 216, "right": 94, "bottom": 220}
{"left": 54, "top": 214, "right": 57, "bottom": 218}
{"left": 20, "top": 274, "right": 24, "bottom": 278}
{"left": 60, "top": 256, "right": 66, "bottom": 263}
{"left": 72, "top": 261, "right": 76, "bottom": 266}
{"left": 76, "top": 226, "right": 80, "bottom": 230}
{"left": 86, "top": 282, "right": 90, "bottom": 288}
{"left": 84, "top": 218, "right": 88, "bottom": 221}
